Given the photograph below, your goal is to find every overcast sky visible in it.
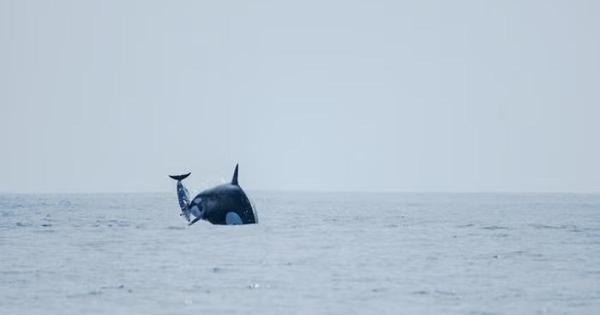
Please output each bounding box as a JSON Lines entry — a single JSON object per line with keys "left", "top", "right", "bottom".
{"left": 1, "top": 0, "right": 599, "bottom": 193}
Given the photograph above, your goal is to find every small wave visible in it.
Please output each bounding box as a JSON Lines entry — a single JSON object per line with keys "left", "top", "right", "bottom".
{"left": 371, "top": 287, "right": 387, "bottom": 293}
{"left": 530, "top": 224, "right": 562, "bottom": 229}
{"left": 247, "top": 283, "right": 264, "bottom": 289}
{"left": 167, "top": 226, "right": 185, "bottom": 230}
{"left": 100, "top": 284, "right": 130, "bottom": 292}
{"left": 481, "top": 225, "right": 509, "bottom": 230}
{"left": 67, "top": 290, "right": 103, "bottom": 298}
{"left": 34, "top": 229, "right": 56, "bottom": 233}
{"left": 529, "top": 224, "right": 580, "bottom": 232}
{"left": 434, "top": 290, "right": 458, "bottom": 296}
{"left": 95, "top": 219, "right": 131, "bottom": 227}
{"left": 585, "top": 270, "right": 600, "bottom": 275}
{"left": 410, "top": 289, "right": 460, "bottom": 300}
{"left": 492, "top": 250, "right": 544, "bottom": 260}
{"left": 58, "top": 200, "right": 72, "bottom": 207}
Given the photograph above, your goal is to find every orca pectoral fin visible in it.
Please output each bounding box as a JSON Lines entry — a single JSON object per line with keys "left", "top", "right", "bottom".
{"left": 188, "top": 217, "right": 202, "bottom": 226}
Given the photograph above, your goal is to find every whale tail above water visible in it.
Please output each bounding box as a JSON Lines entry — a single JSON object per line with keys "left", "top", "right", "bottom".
{"left": 169, "top": 172, "right": 192, "bottom": 221}
{"left": 169, "top": 173, "right": 191, "bottom": 181}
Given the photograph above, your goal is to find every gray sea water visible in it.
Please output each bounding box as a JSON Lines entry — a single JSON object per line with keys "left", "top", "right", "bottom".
{"left": 1, "top": 192, "right": 599, "bottom": 314}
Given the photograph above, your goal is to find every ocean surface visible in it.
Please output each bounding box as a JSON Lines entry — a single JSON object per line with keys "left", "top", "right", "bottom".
{"left": 1, "top": 192, "right": 599, "bottom": 314}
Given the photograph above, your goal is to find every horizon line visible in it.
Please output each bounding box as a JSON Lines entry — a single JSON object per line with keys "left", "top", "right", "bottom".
{"left": 1, "top": 189, "right": 599, "bottom": 195}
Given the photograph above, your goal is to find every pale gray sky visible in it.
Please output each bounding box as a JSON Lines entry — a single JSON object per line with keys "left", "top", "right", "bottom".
{"left": 1, "top": 0, "right": 599, "bottom": 193}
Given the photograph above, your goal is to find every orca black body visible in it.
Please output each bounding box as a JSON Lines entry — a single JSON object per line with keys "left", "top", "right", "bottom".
{"left": 169, "top": 164, "right": 258, "bottom": 226}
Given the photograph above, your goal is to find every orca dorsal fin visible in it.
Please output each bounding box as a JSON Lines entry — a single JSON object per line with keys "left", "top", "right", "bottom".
{"left": 231, "top": 164, "right": 239, "bottom": 185}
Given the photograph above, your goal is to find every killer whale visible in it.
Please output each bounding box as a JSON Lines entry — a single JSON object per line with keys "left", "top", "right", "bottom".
{"left": 169, "top": 164, "right": 258, "bottom": 226}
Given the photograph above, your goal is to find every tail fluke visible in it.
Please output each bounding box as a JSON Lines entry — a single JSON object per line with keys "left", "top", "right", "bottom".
{"left": 169, "top": 172, "right": 191, "bottom": 181}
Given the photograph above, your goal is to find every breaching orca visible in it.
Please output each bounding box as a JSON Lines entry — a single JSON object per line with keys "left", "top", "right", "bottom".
{"left": 169, "top": 164, "right": 258, "bottom": 226}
